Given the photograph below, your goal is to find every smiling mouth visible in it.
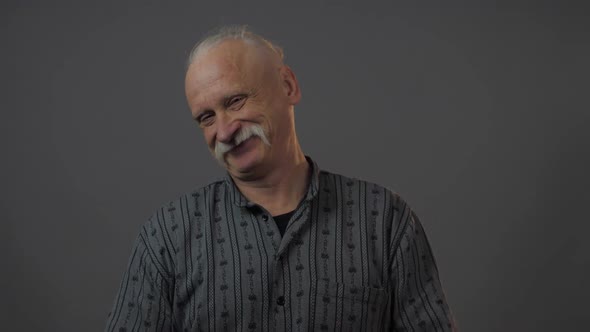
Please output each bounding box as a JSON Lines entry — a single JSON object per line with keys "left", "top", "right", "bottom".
{"left": 234, "top": 137, "right": 249, "bottom": 148}
{"left": 230, "top": 136, "right": 255, "bottom": 154}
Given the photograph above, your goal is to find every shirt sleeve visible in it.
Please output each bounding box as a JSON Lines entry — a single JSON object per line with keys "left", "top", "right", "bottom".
{"left": 105, "top": 224, "right": 176, "bottom": 332}
{"left": 390, "top": 207, "right": 456, "bottom": 331}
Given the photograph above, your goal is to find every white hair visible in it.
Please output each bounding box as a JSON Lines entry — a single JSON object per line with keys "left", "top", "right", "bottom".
{"left": 214, "top": 124, "right": 271, "bottom": 164}
{"left": 186, "top": 25, "right": 284, "bottom": 68}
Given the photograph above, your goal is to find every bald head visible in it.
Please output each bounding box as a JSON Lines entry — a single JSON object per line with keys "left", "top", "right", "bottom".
{"left": 186, "top": 25, "right": 285, "bottom": 69}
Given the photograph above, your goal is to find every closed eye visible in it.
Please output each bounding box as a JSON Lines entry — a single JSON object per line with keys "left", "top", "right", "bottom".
{"left": 226, "top": 94, "right": 247, "bottom": 110}
{"left": 197, "top": 111, "right": 215, "bottom": 127}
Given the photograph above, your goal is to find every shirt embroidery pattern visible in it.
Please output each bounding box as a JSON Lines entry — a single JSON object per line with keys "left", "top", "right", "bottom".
{"left": 106, "top": 157, "right": 455, "bottom": 331}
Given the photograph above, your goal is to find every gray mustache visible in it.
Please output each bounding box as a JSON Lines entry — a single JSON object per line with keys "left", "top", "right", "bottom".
{"left": 214, "top": 124, "right": 271, "bottom": 163}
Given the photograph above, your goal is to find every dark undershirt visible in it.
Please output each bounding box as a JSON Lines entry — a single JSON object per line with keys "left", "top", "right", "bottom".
{"left": 273, "top": 210, "right": 296, "bottom": 236}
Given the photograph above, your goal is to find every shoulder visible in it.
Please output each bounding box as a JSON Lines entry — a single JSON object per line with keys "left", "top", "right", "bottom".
{"left": 318, "top": 169, "right": 411, "bottom": 212}
{"left": 140, "top": 178, "right": 225, "bottom": 241}
{"left": 146, "top": 178, "right": 225, "bottom": 222}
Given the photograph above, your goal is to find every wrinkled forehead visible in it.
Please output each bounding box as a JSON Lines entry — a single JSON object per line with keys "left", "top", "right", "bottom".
{"left": 185, "top": 40, "right": 278, "bottom": 96}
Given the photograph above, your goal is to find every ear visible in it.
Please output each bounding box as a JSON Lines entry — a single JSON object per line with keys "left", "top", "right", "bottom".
{"left": 280, "top": 66, "right": 302, "bottom": 105}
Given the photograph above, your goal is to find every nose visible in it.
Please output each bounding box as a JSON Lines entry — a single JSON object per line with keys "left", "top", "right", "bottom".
{"left": 215, "top": 112, "right": 241, "bottom": 144}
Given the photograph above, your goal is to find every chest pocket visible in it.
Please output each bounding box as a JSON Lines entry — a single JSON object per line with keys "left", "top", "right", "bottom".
{"left": 312, "top": 279, "right": 391, "bottom": 330}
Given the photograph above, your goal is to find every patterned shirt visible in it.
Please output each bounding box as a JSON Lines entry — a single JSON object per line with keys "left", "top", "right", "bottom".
{"left": 105, "top": 157, "right": 455, "bottom": 331}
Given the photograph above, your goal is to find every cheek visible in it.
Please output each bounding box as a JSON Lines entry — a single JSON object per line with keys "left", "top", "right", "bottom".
{"left": 246, "top": 99, "right": 275, "bottom": 124}
{"left": 203, "top": 130, "right": 216, "bottom": 149}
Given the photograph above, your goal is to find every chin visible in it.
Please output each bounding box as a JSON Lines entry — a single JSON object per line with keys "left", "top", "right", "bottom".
{"left": 227, "top": 152, "right": 266, "bottom": 177}
{"left": 228, "top": 157, "right": 260, "bottom": 173}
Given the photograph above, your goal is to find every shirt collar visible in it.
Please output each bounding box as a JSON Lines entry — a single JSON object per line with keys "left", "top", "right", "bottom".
{"left": 224, "top": 155, "right": 321, "bottom": 207}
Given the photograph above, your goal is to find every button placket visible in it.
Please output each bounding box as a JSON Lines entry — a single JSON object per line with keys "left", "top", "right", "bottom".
{"left": 272, "top": 251, "right": 285, "bottom": 317}
{"left": 258, "top": 209, "right": 280, "bottom": 252}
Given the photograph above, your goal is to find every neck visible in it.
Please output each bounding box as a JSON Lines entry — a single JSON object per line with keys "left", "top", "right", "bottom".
{"left": 231, "top": 139, "right": 309, "bottom": 216}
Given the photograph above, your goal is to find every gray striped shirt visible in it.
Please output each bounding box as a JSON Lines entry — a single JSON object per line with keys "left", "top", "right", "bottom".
{"left": 106, "top": 157, "right": 455, "bottom": 331}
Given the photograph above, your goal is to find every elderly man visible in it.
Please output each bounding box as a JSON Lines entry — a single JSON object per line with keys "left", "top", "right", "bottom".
{"left": 106, "top": 26, "right": 455, "bottom": 331}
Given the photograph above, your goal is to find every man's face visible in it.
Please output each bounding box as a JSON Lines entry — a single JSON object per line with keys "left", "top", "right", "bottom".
{"left": 184, "top": 40, "right": 299, "bottom": 179}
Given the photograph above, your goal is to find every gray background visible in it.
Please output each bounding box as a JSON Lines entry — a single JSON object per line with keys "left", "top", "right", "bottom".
{"left": 3, "top": 1, "right": 589, "bottom": 331}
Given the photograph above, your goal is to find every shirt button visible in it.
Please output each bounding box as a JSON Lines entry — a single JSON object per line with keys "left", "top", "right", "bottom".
{"left": 262, "top": 215, "right": 269, "bottom": 221}
{"left": 276, "top": 296, "right": 285, "bottom": 306}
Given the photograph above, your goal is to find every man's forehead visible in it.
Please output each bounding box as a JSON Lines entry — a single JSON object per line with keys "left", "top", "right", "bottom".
{"left": 187, "top": 42, "right": 257, "bottom": 84}
{"left": 185, "top": 39, "right": 279, "bottom": 101}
